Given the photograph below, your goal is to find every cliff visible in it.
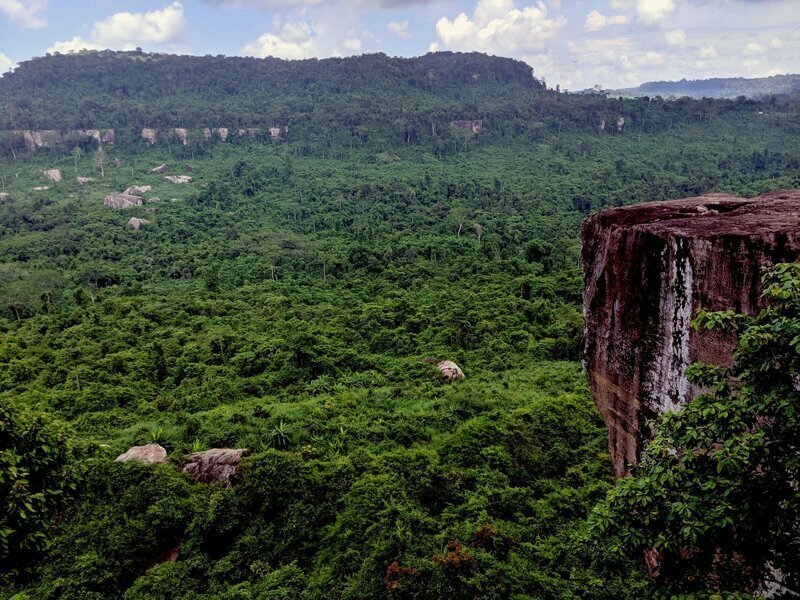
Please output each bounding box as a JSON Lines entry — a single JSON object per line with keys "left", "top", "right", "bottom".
{"left": 582, "top": 190, "right": 800, "bottom": 476}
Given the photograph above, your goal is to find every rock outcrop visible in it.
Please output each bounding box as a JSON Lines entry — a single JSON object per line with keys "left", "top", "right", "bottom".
{"left": 43, "top": 169, "right": 62, "bottom": 182}
{"left": 141, "top": 128, "right": 158, "bottom": 145}
{"left": 105, "top": 193, "right": 143, "bottom": 209}
{"left": 183, "top": 448, "right": 250, "bottom": 486}
{"left": 449, "top": 120, "right": 483, "bottom": 134}
{"left": 115, "top": 444, "right": 168, "bottom": 464}
{"left": 128, "top": 217, "right": 150, "bottom": 230}
{"left": 437, "top": 360, "right": 466, "bottom": 382}
{"left": 582, "top": 190, "right": 800, "bottom": 476}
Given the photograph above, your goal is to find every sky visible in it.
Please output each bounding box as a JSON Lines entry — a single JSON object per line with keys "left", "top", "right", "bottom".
{"left": 0, "top": 0, "right": 797, "bottom": 90}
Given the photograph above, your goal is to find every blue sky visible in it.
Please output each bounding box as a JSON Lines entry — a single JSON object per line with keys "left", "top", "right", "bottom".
{"left": 0, "top": 0, "right": 797, "bottom": 89}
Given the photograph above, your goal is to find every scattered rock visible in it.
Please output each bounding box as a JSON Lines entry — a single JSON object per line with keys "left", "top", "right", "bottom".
{"left": 152, "top": 164, "right": 169, "bottom": 174}
{"left": 76, "top": 177, "right": 94, "bottom": 185}
{"left": 105, "top": 193, "right": 143, "bottom": 209}
{"left": 43, "top": 169, "right": 62, "bottom": 182}
{"left": 115, "top": 443, "right": 167, "bottom": 464}
{"left": 165, "top": 175, "right": 191, "bottom": 184}
{"left": 123, "top": 185, "right": 152, "bottom": 196}
{"left": 32, "top": 186, "right": 50, "bottom": 191}
{"left": 183, "top": 448, "right": 250, "bottom": 486}
{"left": 128, "top": 217, "right": 150, "bottom": 230}
{"left": 582, "top": 189, "right": 800, "bottom": 477}
{"left": 437, "top": 360, "right": 465, "bottom": 382}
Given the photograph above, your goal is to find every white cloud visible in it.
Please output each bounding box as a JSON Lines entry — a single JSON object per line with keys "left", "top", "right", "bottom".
{"left": 585, "top": 10, "right": 628, "bottom": 31}
{"left": 431, "top": 0, "right": 566, "bottom": 56}
{"left": 47, "top": 36, "right": 104, "bottom": 54}
{"left": 769, "top": 37, "right": 783, "bottom": 49}
{"left": 48, "top": 2, "right": 186, "bottom": 54}
{"left": 0, "top": 51, "right": 15, "bottom": 73}
{"left": 743, "top": 58, "right": 760, "bottom": 70}
{"left": 92, "top": 2, "right": 186, "bottom": 46}
{"left": 387, "top": 19, "right": 409, "bottom": 38}
{"left": 744, "top": 41, "right": 765, "bottom": 55}
{"left": 664, "top": 28, "right": 686, "bottom": 46}
{"left": 636, "top": 0, "right": 675, "bottom": 25}
{"left": 697, "top": 45, "right": 717, "bottom": 59}
{"left": 343, "top": 37, "right": 362, "bottom": 52}
{"left": 0, "top": 0, "right": 45, "bottom": 29}
{"left": 241, "top": 21, "right": 317, "bottom": 58}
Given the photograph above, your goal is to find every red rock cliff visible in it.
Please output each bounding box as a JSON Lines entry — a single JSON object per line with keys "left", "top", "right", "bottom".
{"left": 582, "top": 190, "right": 800, "bottom": 477}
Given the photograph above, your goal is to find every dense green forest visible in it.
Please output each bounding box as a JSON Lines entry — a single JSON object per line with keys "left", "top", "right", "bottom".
{"left": 1, "top": 51, "right": 799, "bottom": 599}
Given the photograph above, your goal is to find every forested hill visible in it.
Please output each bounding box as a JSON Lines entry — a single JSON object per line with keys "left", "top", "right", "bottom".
{"left": 0, "top": 50, "right": 794, "bottom": 144}
{"left": 0, "top": 50, "right": 540, "bottom": 130}
{"left": 615, "top": 73, "right": 800, "bottom": 99}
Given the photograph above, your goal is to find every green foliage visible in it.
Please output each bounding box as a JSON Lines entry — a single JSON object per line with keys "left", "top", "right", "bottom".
{"left": 589, "top": 263, "right": 800, "bottom": 595}
{"left": 0, "top": 51, "right": 797, "bottom": 598}
{"left": 0, "top": 402, "right": 79, "bottom": 579}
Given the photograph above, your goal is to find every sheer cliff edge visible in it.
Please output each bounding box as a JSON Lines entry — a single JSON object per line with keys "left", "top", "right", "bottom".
{"left": 582, "top": 190, "right": 800, "bottom": 477}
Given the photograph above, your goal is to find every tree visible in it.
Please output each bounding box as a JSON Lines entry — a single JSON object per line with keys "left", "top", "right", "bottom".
{"left": 94, "top": 147, "right": 107, "bottom": 178}
{"left": 590, "top": 263, "right": 800, "bottom": 596}
{"left": 1, "top": 402, "right": 80, "bottom": 581}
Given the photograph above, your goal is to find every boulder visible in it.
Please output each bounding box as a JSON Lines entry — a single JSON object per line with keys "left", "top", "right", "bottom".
{"left": 123, "top": 185, "right": 152, "bottom": 196}
{"left": 115, "top": 443, "right": 167, "bottom": 464}
{"left": 103, "top": 129, "right": 116, "bottom": 145}
{"left": 165, "top": 175, "right": 191, "bottom": 184}
{"left": 238, "top": 128, "right": 259, "bottom": 138}
{"left": 105, "top": 193, "right": 143, "bottom": 209}
{"left": 128, "top": 217, "right": 150, "bottom": 230}
{"left": 0, "top": 192, "right": 9, "bottom": 202}
{"left": 76, "top": 177, "right": 94, "bottom": 185}
{"left": 43, "top": 169, "right": 62, "bottom": 182}
{"left": 437, "top": 360, "right": 465, "bottom": 382}
{"left": 152, "top": 164, "right": 169, "bottom": 174}
{"left": 582, "top": 190, "right": 800, "bottom": 477}
{"left": 183, "top": 448, "right": 250, "bottom": 486}
{"left": 32, "top": 186, "right": 50, "bottom": 191}
{"left": 147, "top": 197, "right": 160, "bottom": 203}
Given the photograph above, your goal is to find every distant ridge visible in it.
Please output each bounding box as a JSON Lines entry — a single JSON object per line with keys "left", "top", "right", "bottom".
{"left": 612, "top": 73, "right": 800, "bottom": 99}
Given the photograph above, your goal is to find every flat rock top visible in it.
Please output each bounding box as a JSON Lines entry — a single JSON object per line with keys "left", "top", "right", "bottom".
{"left": 584, "top": 190, "right": 800, "bottom": 238}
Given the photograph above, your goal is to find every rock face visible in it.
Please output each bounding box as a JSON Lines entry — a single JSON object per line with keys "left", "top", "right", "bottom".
{"left": 449, "top": 120, "right": 483, "bottom": 134}
{"left": 183, "top": 448, "right": 250, "bottom": 486}
{"left": 141, "top": 128, "right": 159, "bottom": 144}
{"left": 105, "top": 193, "right": 143, "bottom": 209}
{"left": 582, "top": 190, "right": 800, "bottom": 477}
{"left": 437, "top": 360, "right": 466, "bottom": 382}
{"left": 115, "top": 444, "right": 168, "bottom": 464}
{"left": 43, "top": 169, "right": 62, "bottom": 182}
